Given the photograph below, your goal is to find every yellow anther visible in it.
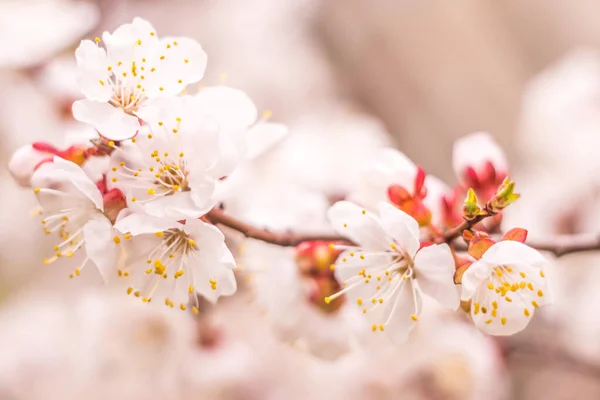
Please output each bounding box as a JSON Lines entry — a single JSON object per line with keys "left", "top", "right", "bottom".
{"left": 188, "top": 239, "right": 196, "bottom": 246}
{"left": 189, "top": 285, "right": 194, "bottom": 294}
{"left": 159, "top": 87, "right": 164, "bottom": 91}
{"left": 53, "top": 245, "right": 59, "bottom": 251}
{"left": 357, "top": 298, "right": 363, "bottom": 306}
{"left": 329, "top": 264, "right": 335, "bottom": 271}
{"left": 145, "top": 268, "right": 152, "bottom": 274}
{"left": 519, "top": 281, "right": 526, "bottom": 289}
{"left": 142, "top": 297, "right": 150, "bottom": 303}
{"left": 371, "top": 324, "right": 377, "bottom": 332}
{"left": 184, "top": 59, "right": 189, "bottom": 63}
{"left": 491, "top": 309, "right": 497, "bottom": 317}
{"left": 492, "top": 301, "right": 498, "bottom": 309}
{"left": 532, "top": 300, "right": 539, "bottom": 308}
{"left": 178, "top": 79, "right": 182, "bottom": 84}
{"left": 172, "top": 129, "right": 178, "bottom": 133}
{"left": 119, "top": 161, "right": 125, "bottom": 166}
{"left": 537, "top": 290, "right": 544, "bottom": 297}
{"left": 150, "top": 31, "right": 155, "bottom": 36}
{"left": 123, "top": 271, "right": 129, "bottom": 277}
{"left": 131, "top": 197, "right": 137, "bottom": 202}
{"left": 173, "top": 41, "right": 178, "bottom": 45}
{"left": 362, "top": 309, "right": 367, "bottom": 314}
{"left": 527, "top": 282, "right": 534, "bottom": 291}
{"left": 69, "top": 274, "right": 74, "bottom": 279}
{"left": 137, "top": 39, "right": 142, "bottom": 45}
{"left": 505, "top": 297, "right": 513, "bottom": 302}
{"left": 485, "top": 319, "right": 492, "bottom": 324}
{"left": 148, "top": 134, "right": 153, "bottom": 139}
{"left": 179, "top": 152, "right": 184, "bottom": 157}
{"left": 481, "top": 307, "right": 488, "bottom": 314}
{"left": 75, "top": 268, "right": 81, "bottom": 276}
{"left": 342, "top": 258, "right": 347, "bottom": 262}
{"left": 360, "top": 255, "right": 365, "bottom": 260}
{"left": 34, "top": 188, "right": 41, "bottom": 193}
{"left": 122, "top": 72, "right": 127, "bottom": 77}
{"left": 118, "top": 269, "right": 123, "bottom": 277}
{"left": 155, "top": 231, "right": 163, "bottom": 237}
{"left": 111, "top": 167, "right": 117, "bottom": 172}
{"left": 349, "top": 252, "right": 355, "bottom": 257}
{"left": 324, "top": 297, "right": 331, "bottom": 304}
{"left": 343, "top": 223, "right": 347, "bottom": 228}
{"left": 501, "top": 317, "right": 507, "bottom": 325}
{"left": 113, "top": 236, "right": 121, "bottom": 244}
{"left": 473, "top": 302, "right": 480, "bottom": 315}
{"left": 107, "top": 66, "right": 112, "bottom": 71}
{"left": 134, "top": 291, "right": 141, "bottom": 297}
{"left": 167, "top": 44, "right": 171, "bottom": 49}
{"left": 160, "top": 55, "right": 165, "bottom": 60}
{"left": 524, "top": 308, "right": 530, "bottom": 317}
{"left": 379, "top": 324, "right": 385, "bottom": 331}
{"left": 506, "top": 267, "right": 513, "bottom": 273}
{"left": 94, "top": 37, "right": 100, "bottom": 43}
{"left": 371, "top": 298, "right": 376, "bottom": 304}
{"left": 540, "top": 270, "right": 545, "bottom": 278}
{"left": 192, "top": 306, "right": 199, "bottom": 315}
{"left": 390, "top": 243, "right": 397, "bottom": 250}
{"left": 519, "top": 271, "right": 526, "bottom": 278}
{"left": 411, "top": 314, "right": 419, "bottom": 321}
{"left": 487, "top": 282, "right": 494, "bottom": 290}
{"left": 174, "top": 270, "right": 184, "bottom": 279}
{"left": 127, "top": 287, "right": 133, "bottom": 295}
{"left": 99, "top": 80, "right": 105, "bottom": 86}
{"left": 361, "top": 209, "right": 366, "bottom": 215}
{"left": 148, "top": 188, "right": 156, "bottom": 195}
{"left": 378, "top": 298, "right": 384, "bottom": 304}
{"left": 111, "top": 177, "right": 117, "bottom": 183}
{"left": 495, "top": 269, "right": 503, "bottom": 277}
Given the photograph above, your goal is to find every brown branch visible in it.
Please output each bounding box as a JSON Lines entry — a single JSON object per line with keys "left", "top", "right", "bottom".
{"left": 441, "top": 213, "right": 491, "bottom": 243}
{"left": 205, "top": 208, "right": 353, "bottom": 247}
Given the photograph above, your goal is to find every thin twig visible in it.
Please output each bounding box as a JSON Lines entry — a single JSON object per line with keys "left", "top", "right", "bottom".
{"left": 441, "top": 213, "right": 490, "bottom": 243}
{"left": 205, "top": 208, "right": 352, "bottom": 247}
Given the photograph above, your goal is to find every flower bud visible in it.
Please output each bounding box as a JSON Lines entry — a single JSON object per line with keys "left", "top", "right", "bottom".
{"left": 502, "top": 227, "right": 528, "bottom": 243}
{"left": 462, "top": 188, "right": 487, "bottom": 221}
{"left": 488, "top": 177, "right": 520, "bottom": 213}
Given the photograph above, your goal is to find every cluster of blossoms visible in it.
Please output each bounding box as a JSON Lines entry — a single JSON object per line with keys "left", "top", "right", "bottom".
{"left": 9, "top": 18, "right": 552, "bottom": 342}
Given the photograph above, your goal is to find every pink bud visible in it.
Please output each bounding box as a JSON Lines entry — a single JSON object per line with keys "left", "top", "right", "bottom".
{"left": 9, "top": 145, "right": 54, "bottom": 187}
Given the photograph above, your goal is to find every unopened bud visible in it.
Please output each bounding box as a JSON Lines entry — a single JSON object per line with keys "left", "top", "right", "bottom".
{"left": 462, "top": 188, "right": 486, "bottom": 220}
{"left": 488, "top": 177, "right": 520, "bottom": 213}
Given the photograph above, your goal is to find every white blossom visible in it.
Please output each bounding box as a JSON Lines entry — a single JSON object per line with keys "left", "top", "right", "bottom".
{"left": 72, "top": 17, "right": 207, "bottom": 140}
{"left": 326, "top": 201, "right": 459, "bottom": 342}
{"left": 461, "top": 240, "right": 552, "bottom": 335}
{"left": 31, "top": 157, "right": 118, "bottom": 282}
{"left": 114, "top": 213, "right": 237, "bottom": 310}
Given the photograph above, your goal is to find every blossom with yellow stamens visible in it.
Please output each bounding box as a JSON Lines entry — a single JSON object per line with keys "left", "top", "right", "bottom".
{"left": 114, "top": 213, "right": 237, "bottom": 310}
{"left": 461, "top": 240, "right": 551, "bottom": 335}
{"left": 325, "top": 201, "right": 459, "bottom": 343}
{"left": 72, "top": 17, "right": 207, "bottom": 141}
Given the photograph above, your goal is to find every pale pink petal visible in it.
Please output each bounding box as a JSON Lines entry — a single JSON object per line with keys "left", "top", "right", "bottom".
{"left": 327, "top": 201, "right": 391, "bottom": 251}
{"left": 245, "top": 122, "right": 288, "bottom": 159}
{"left": 114, "top": 213, "right": 180, "bottom": 236}
{"left": 75, "top": 40, "right": 111, "bottom": 101}
{"left": 83, "top": 217, "right": 119, "bottom": 283}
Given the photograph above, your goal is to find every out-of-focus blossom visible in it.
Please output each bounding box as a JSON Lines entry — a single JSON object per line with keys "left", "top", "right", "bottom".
{"left": 461, "top": 240, "right": 551, "bottom": 335}
{"left": 114, "top": 214, "right": 236, "bottom": 308}
{"left": 72, "top": 18, "right": 207, "bottom": 140}
{"left": 326, "top": 201, "right": 459, "bottom": 342}
{"left": 453, "top": 132, "right": 507, "bottom": 188}
{"left": 31, "top": 157, "right": 118, "bottom": 282}
{"left": 349, "top": 148, "right": 450, "bottom": 227}
{"left": 0, "top": 1, "right": 99, "bottom": 68}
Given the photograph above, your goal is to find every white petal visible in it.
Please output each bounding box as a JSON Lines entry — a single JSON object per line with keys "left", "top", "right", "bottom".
{"left": 141, "top": 191, "right": 215, "bottom": 220}
{"left": 74, "top": 40, "right": 111, "bottom": 101}
{"left": 245, "top": 123, "right": 289, "bottom": 160}
{"left": 413, "top": 244, "right": 460, "bottom": 310}
{"left": 453, "top": 132, "right": 507, "bottom": 179}
{"left": 327, "top": 201, "right": 391, "bottom": 250}
{"left": 32, "top": 157, "right": 104, "bottom": 211}
{"left": 102, "top": 18, "right": 158, "bottom": 72}
{"left": 73, "top": 100, "right": 140, "bottom": 141}
{"left": 8, "top": 145, "right": 52, "bottom": 187}
{"left": 482, "top": 241, "right": 547, "bottom": 268}
{"left": 376, "top": 279, "right": 422, "bottom": 343}
{"left": 83, "top": 217, "right": 118, "bottom": 283}
{"left": 470, "top": 283, "right": 534, "bottom": 336}
{"left": 143, "top": 37, "right": 207, "bottom": 97}
{"left": 377, "top": 201, "right": 420, "bottom": 257}
{"left": 182, "top": 218, "right": 225, "bottom": 253}
{"left": 460, "top": 260, "right": 491, "bottom": 300}
{"left": 114, "top": 213, "right": 180, "bottom": 236}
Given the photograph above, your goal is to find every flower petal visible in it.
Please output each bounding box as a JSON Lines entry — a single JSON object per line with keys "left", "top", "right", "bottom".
{"left": 83, "top": 217, "right": 118, "bottom": 283}
{"left": 9, "top": 145, "right": 52, "bottom": 187}
{"left": 327, "top": 201, "right": 391, "bottom": 251}
{"left": 375, "top": 279, "right": 422, "bottom": 343}
{"left": 114, "top": 213, "right": 180, "bottom": 236}
{"left": 72, "top": 99, "right": 140, "bottom": 140}
{"left": 74, "top": 39, "right": 111, "bottom": 101}
{"left": 195, "top": 86, "right": 258, "bottom": 127}
{"left": 377, "top": 201, "right": 420, "bottom": 257}
{"left": 459, "top": 259, "right": 491, "bottom": 300}
{"left": 413, "top": 244, "right": 460, "bottom": 310}
{"left": 482, "top": 241, "right": 547, "bottom": 268}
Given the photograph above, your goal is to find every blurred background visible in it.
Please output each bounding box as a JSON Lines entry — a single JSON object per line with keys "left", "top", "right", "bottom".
{"left": 2, "top": 0, "right": 600, "bottom": 399}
